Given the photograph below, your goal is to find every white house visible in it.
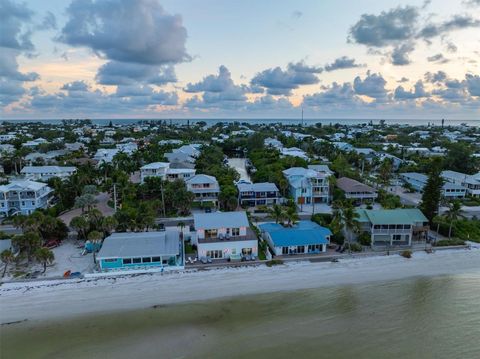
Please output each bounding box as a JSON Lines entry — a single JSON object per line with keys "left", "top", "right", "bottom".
{"left": 23, "top": 138, "right": 48, "bottom": 148}
{"left": 186, "top": 174, "right": 220, "bottom": 206}
{"left": 0, "top": 180, "right": 53, "bottom": 216}
{"left": 93, "top": 148, "right": 120, "bottom": 164}
{"left": 140, "top": 162, "right": 196, "bottom": 183}
{"left": 336, "top": 177, "right": 378, "bottom": 202}
{"left": 400, "top": 172, "right": 467, "bottom": 199}
{"left": 442, "top": 170, "right": 480, "bottom": 197}
{"left": 280, "top": 147, "right": 308, "bottom": 160}
{"left": 192, "top": 211, "right": 258, "bottom": 260}
{"left": 20, "top": 166, "right": 77, "bottom": 181}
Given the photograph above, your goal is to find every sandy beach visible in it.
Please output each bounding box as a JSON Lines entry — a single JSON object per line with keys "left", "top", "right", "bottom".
{"left": 1, "top": 248, "right": 480, "bottom": 324}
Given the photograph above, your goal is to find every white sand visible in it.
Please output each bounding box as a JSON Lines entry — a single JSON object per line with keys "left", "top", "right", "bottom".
{"left": 1, "top": 249, "right": 480, "bottom": 324}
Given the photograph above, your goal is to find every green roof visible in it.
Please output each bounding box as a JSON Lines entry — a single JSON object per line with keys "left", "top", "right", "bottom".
{"left": 356, "top": 208, "right": 428, "bottom": 225}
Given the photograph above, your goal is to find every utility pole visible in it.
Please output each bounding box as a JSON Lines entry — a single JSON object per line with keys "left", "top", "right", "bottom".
{"left": 160, "top": 180, "right": 166, "bottom": 217}
{"left": 301, "top": 107, "right": 304, "bottom": 126}
{"left": 113, "top": 183, "right": 117, "bottom": 212}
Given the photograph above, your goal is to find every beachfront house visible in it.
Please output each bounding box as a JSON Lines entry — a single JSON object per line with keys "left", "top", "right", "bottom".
{"left": 0, "top": 180, "right": 53, "bottom": 217}
{"left": 192, "top": 211, "right": 258, "bottom": 260}
{"left": 441, "top": 170, "right": 480, "bottom": 197}
{"left": 96, "top": 230, "right": 184, "bottom": 272}
{"left": 237, "top": 182, "right": 280, "bottom": 207}
{"left": 400, "top": 172, "right": 466, "bottom": 199}
{"left": 20, "top": 166, "right": 77, "bottom": 182}
{"left": 356, "top": 208, "right": 429, "bottom": 247}
{"left": 186, "top": 174, "right": 220, "bottom": 207}
{"left": 336, "top": 177, "right": 378, "bottom": 203}
{"left": 283, "top": 166, "right": 332, "bottom": 205}
{"left": 140, "top": 162, "right": 196, "bottom": 183}
{"left": 259, "top": 220, "right": 331, "bottom": 256}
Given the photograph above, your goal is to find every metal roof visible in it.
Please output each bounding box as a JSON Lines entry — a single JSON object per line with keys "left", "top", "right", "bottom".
{"left": 336, "top": 177, "right": 376, "bottom": 193}
{"left": 194, "top": 211, "right": 249, "bottom": 229}
{"left": 97, "top": 230, "right": 180, "bottom": 259}
{"left": 259, "top": 221, "right": 331, "bottom": 247}
{"left": 356, "top": 208, "right": 428, "bottom": 225}
{"left": 237, "top": 182, "right": 279, "bottom": 192}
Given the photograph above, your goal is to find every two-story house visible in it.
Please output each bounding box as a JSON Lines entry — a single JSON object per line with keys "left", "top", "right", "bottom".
{"left": 0, "top": 180, "right": 53, "bottom": 217}
{"left": 336, "top": 177, "right": 378, "bottom": 203}
{"left": 140, "top": 162, "right": 196, "bottom": 183}
{"left": 356, "top": 208, "right": 429, "bottom": 247}
{"left": 283, "top": 165, "right": 332, "bottom": 205}
{"left": 192, "top": 211, "right": 258, "bottom": 260}
{"left": 442, "top": 170, "right": 480, "bottom": 197}
{"left": 186, "top": 174, "right": 220, "bottom": 207}
{"left": 20, "top": 166, "right": 77, "bottom": 182}
{"left": 400, "top": 172, "right": 467, "bottom": 199}
{"left": 237, "top": 182, "right": 280, "bottom": 207}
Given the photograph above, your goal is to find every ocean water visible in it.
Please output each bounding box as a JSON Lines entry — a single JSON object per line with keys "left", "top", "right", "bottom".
{"left": 2, "top": 272, "right": 480, "bottom": 359}
{"left": 2, "top": 118, "right": 480, "bottom": 127}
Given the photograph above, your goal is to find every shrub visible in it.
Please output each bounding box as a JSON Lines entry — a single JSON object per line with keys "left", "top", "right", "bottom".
{"left": 347, "top": 242, "right": 362, "bottom": 252}
{"left": 400, "top": 250, "right": 412, "bottom": 258}
{"left": 357, "top": 232, "right": 371, "bottom": 246}
{"left": 434, "top": 239, "right": 465, "bottom": 247}
{"left": 266, "top": 259, "right": 284, "bottom": 267}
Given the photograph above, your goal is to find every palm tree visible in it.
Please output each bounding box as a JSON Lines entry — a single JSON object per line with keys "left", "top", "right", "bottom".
{"left": 444, "top": 200, "right": 462, "bottom": 239}
{"left": 1, "top": 249, "right": 14, "bottom": 278}
{"left": 333, "top": 201, "right": 360, "bottom": 253}
{"left": 268, "top": 204, "right": 285, "bottom": 224}
{"left": 35, "top": 247, "right": 54, "bottom": 273}
{"left": 285, "top": 206, "right": 299, "bottom": 227}
{"left": 70, "top": 215, "right": 89, "bottom": 240}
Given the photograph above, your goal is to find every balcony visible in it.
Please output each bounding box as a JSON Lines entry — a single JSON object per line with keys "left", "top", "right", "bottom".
{"left": 198, "top": 228, "right": 257, "bottom": 244}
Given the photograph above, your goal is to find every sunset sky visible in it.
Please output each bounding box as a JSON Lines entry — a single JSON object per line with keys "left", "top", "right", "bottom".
{"left": 1, "top": 0, "right": 480, "bottom": 120}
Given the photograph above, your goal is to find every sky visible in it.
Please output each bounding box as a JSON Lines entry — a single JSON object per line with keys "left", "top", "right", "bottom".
{"left": 1, "top": 0, "right": 480, "bottom": 120}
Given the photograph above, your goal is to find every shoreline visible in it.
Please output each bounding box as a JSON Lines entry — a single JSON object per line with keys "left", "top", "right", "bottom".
{"left": 1, "top": 248, "right": 480, "bottom": 324}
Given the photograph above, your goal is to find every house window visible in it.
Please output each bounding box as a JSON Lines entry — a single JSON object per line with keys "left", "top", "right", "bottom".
{"left": 392, "top": 234, "right": 402, "bottom": 241}
{"left": 206, "top": 250, "right": 223, "bottom": 259}
{"left": 152, "top": 257, "right": 161, "bottom": 262}
{"left": 282, "top": 247, "right": 289, "bottom": 255}
{"left": 232, "top": 228, "right": 240, "bottom": 236}
{"left": 242, "top": 248, "right": 252, "bottom": 255}
{"left": 104, "top": 258, "right": 117, "bottom": 263}
{"left": 132, "top": 258, "right": 141, "bottom": 264}
{"left": 123, "top": 258, "right": 132, "bottom": 264}
{"left": 205, "top": 229, "right": 217, "bottom": 238}
{"left": 142, "top": 257, "right": 151, "bottom": 263}
{"left": 297, "top": 245, "right": 305, "bottom": 253}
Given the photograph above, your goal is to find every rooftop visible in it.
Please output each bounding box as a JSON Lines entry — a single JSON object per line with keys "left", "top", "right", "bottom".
{"left": 237, "top": 182, "right": 279, "bottom": 192}
{"left": 356, "top": 208, "right": 428, "bottom": 225}
{"left": 336, "top": 177, "right": 376, "bottom": 193}
{"left": 97, "top": 230, "right": 180, "bottom": 259}
{"left": 259, "top": 220, "right": 332, "bottom": 247}
{"left": 194, "top": 211, "right": 249, "bottom": 229}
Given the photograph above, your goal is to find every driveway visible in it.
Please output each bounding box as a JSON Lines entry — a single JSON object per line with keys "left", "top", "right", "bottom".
{"left": 59, "top": 192, "right": 115, "bottom": 226}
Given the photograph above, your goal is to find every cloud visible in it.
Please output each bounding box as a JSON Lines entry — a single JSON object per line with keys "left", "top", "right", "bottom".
{"left": 465, "top": 74, "right": 480, "bottom": 96}
{"left": 250, "top": 61, "right": 322, "bottom": 96}
{"left": 418, "top": 15, "right": 480, "bottom": 39}
{"left": 398, "top": 77, "right": 409, "bottom": 83}
{"left": 324, "top": 56, "right": 364, "bottom": 71}
{"left": 183, "top": 66, "right": 249, "bottom": 109}
{"left": 427, "top": 53, "right": 449, "bottom": 63}
{"left": 185, "top": 65, "right": 238, "bottom": 93}
{"left": 353, "top": 72, "right": 388, "bottom": 100}
{"left": 0, "top": 0, "right": 34, "bottom": 51}
{"left": 0, "top": 0, "right": 40, "bottom": 107}
{"left": 95, "top": 61, "right": 176, "bottom": 85}
{"left": 59, "top": 0, "right": 188, "bottom": 86}
{"left": 291, "top": 10, "right": 303, "bottom": 19}
{"left": 424, "top": 71, "right": 447, "bottom": 83}
{"left": 349, "top": 6, "right": 419, "bottom": 47}
{"left": 37, "top": 11, "right": 56, "bottom": 31}
{"left": 463, "top": 0, "right": 480, "bottom": 6}
{"left": 391, "top": 42, "right": 415, "bottom": 65}
{"left": 303, "top": 82, "right": 359, "bottom": 107}
{"left": 349, "top": 5, "right": 480, "bottom": 66}
{"left": 394, "top": 80, "right": 429, "bottom": 100}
